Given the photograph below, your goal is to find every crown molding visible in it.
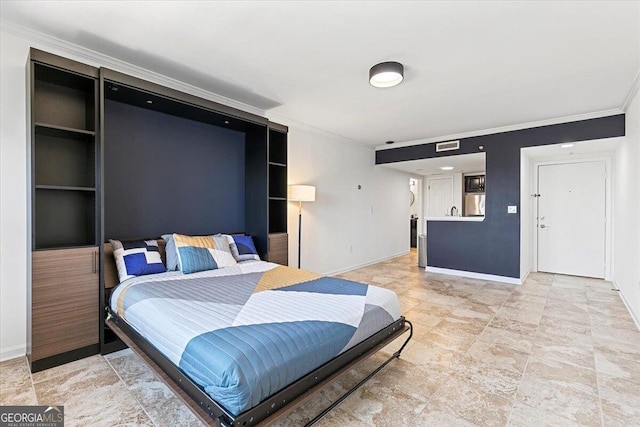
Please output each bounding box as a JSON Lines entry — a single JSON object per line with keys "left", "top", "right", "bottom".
{"left": 375, "top": 109, "right": 625, "bottom": 151}
{"left": 265, "top": 112, "right": 369, "bottom": 147}
{"left": 0, "top": 19, "right": 265, "bottom": 117}
{"left": 621, "top": 70, "right": 640, "bottom": 112}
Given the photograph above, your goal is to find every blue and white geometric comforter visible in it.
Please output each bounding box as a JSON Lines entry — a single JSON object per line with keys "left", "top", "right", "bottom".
{"left": 110, "top": 260, "right": 401, "bottom": 415}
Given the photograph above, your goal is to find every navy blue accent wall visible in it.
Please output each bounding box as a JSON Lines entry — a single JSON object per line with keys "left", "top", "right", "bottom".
{"left": 104, "top": 99, "right": 246, "bottom": 240}
{"left": 377, "top": 114, "right": 625, "bottom": 278}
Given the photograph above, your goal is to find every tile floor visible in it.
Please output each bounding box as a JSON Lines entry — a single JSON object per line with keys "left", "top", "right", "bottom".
{"left": 2, "top": 250, "right": 639, "bottom": 426}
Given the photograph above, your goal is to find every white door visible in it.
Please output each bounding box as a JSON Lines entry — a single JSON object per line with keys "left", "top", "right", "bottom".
{"left": 537, "top": 161, "right": 606, "bottom": 278}
{"left": 426, "top": 176, "right": 453, "bottom": 217}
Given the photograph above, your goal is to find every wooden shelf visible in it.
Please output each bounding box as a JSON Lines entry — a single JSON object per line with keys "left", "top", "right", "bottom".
{"left": 35, "top": 122, "right": 96, "bottom": 136}
{"left": 35, "top": 185, "right": 96, "bottom": 192}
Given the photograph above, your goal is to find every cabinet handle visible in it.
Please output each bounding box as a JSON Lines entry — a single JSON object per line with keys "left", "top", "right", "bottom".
{"left": 93, "top": 251, "right": 98, "bottom": 274}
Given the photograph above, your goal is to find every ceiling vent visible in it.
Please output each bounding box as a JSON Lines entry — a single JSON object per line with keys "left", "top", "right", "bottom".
{"left": 436, "top": 140, "right": 460, "bottom": 152}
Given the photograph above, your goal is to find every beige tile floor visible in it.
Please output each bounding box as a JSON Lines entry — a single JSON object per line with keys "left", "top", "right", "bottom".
{"left": 2, "top": 250, "right": 640, "bottom": 426}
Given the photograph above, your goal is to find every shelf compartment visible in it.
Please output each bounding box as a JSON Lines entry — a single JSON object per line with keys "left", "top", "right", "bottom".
{"left": 269, "top": 129, "right": 287, "bottom": 165}
{"left": 34, "top": 126, "right": 96, "bottom": 189}
{"left": 35, "top": 189, "right": 96, "bottom": 249}
{"left": 33, "top": 63, "right": 96, "bottom": 131}
{"left": 269, "top": 163, "right": 287, "bottom": 199}
{"left": 269, "top": 199, "right": 287, "bottom": 234}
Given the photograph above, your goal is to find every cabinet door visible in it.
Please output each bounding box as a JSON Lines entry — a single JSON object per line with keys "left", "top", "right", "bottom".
{"left": 31, "top": 247, "right": 99, "bottom": 361}
{"left": 268, "top": 233, "right": 288, "bottom": 266}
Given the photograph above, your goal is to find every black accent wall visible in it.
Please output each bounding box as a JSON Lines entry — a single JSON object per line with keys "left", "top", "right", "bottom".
{"left": 104, "top": 99, "right": 246, "bottom": 240}
{"left": 377, "top": 115, "right": 625, "bottom": 278}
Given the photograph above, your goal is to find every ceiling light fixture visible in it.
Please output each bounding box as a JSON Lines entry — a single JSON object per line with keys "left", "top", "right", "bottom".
{"left": 560, "top": 143, "right": 575, "bottom": 148}
{"left": 369, "top": 61, "right": 404, "bottom": 88}
{"left": 440, "top": 166, "right": 454, "bottom": 171}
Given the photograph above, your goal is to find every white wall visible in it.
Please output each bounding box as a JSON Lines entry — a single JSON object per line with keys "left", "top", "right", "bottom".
{"left": 285, "top": 125, "right": 410, "bottom": 275}
{"left": 613, "top": 85, "right": 640, "bottom": 326}
{"left": 1, "top": 31, "right": 31, "bottom": 361}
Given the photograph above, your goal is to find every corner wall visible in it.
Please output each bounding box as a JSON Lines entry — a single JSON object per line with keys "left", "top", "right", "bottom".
{"left": 285, "top": 125, "right": 410, "bottom": 275}
{"left": 613, "top": 85, "right": 640, "bottom": 326}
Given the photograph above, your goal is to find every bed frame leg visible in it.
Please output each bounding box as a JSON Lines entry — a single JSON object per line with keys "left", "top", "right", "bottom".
{"left": 305, "top": 320, "right": 413, "bottom": 426}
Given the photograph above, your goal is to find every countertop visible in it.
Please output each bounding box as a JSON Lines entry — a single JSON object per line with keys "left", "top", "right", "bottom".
{"left": 425, "top": 216, "right": 485, "bottom": 222}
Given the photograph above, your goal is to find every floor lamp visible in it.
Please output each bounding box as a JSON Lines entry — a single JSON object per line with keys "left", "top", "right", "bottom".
{"left": 288, "top": 185, "right": 316, "bottom": 269}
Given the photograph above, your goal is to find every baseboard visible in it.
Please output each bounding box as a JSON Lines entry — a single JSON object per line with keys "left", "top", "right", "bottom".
{"left": 520, "top": 268, "right": 531, "bottom": 283}
{"left": 326, "top": 250, "right": 410, "bottom": 277}
{"left": 425, "top": 266, "right": 522, "bottom": 285}
{"left": 612, "top": 280, "right": 640, "bottom": 332}
{"left": 0, "top": 344, "right": 26, "bottom": 362}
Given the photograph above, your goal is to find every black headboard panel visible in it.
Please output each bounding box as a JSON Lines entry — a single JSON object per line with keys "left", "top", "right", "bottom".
{"left": 104, "top": 99, "right": 246, "bottom": 240}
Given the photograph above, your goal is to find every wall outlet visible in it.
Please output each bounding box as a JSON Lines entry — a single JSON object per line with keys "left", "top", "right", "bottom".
{"left": 507, "top": 205, "right": 517, "bottom": 214}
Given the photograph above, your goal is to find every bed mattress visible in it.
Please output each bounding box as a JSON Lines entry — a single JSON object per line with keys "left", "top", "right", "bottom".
{"left": 110, "top": 260, "right": 401, "bottom": 415}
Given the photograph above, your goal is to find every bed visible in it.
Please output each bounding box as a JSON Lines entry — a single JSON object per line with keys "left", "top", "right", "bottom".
{"left": 104, "top": 240, "right": 412, "bottom": 426}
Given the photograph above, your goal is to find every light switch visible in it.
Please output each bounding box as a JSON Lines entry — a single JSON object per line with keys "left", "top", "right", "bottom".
{"left": 507, "top": 205, "right": 517, "bottom": 214}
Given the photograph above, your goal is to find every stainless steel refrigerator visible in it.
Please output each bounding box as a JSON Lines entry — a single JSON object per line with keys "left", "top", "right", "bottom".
{"left": 464, "top": 193, "right": 485, "bottom": 216}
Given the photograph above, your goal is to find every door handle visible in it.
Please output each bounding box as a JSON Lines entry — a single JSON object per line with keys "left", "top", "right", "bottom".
{"left": 540, "top": 224, "right": 546, "bottom": 228}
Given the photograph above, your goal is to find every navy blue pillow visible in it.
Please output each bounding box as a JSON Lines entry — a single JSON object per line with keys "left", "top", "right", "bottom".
{"left": 229, "top": 235, "right": 260, "bottom": 261}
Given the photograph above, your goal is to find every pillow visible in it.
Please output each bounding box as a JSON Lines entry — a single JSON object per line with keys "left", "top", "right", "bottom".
{"left": 173, "top": 233, "right": 237, "bottom": 274}
{"left": 228, "top": 234, "right": 261, "bottom": 261}
{"left": 161, "top": 234, "right": 178, "bottom": 271}
{"left": 110, "top": 239, "right": 166, "bottom": 282}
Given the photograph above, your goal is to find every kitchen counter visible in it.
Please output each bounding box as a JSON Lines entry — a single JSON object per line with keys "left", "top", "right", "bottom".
{"left": 426, "top": 216, "right": 485, "bottom": 222}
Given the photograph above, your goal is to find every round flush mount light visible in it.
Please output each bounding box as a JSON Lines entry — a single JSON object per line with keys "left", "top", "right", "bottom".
{"left": 440, "top": 166, "right": 454, "bottom": 171}
{"left": 560, "top": 143, "right": 575, "bottom": 148}
{"left": 369, "top": 61, "right": 404, "bottom": 88}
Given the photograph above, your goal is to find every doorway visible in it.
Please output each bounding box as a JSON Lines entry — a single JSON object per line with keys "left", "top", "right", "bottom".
{"left": 409, "top": 178, "right": 422, "bottom": 247}
{"left": 535, "top": 159, "right": 608, "bottom": 278}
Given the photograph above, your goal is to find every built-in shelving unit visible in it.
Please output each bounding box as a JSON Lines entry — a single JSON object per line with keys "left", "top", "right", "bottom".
{"left": 27, "top": 49, "right": 289, "bottom": 363}
{"left": 267, "top": 127, "right": 289, "bottom": 265}
{"left": 28, "top": 50, "right": 100, "bottom": 372}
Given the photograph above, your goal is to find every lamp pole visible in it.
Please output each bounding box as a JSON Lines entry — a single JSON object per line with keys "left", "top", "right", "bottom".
{"left": 297, "top": 200, "right": 302, "bottom": 269}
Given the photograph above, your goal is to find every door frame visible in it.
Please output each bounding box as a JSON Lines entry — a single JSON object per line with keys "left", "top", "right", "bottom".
{"left": 532, "top": 156, "right": 612, "bottom": 280}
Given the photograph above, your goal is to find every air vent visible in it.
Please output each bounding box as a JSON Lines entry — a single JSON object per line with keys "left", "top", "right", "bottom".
{"left": 436, "top": 140, "right": 460, "bottom": 152}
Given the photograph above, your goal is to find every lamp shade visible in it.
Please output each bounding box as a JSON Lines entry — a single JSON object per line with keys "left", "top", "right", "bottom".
{"left": 288, "top": 185, "right": 316, "bottom": 202}
{"left": 369, "top": 61, "right": 404, "bottom": 88}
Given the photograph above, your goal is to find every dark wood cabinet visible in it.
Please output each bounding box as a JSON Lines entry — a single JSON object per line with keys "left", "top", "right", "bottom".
{"left": 268, "top": 233, "right": 289, "bottom": 265}
{"left": 410, "top": 218, "right": 418, "bottom": 248}
{"left": 30, "top": 247, "right": 99, "bottom": 371}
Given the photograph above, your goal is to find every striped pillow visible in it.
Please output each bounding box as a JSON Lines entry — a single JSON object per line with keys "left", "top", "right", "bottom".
{"left": 174, "top": 233, "right": 237, "bottom": 274}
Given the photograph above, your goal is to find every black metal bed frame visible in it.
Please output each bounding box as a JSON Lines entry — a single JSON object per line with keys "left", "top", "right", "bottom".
{"left": 107, "top": 313, "right": 412, "bottom": 426}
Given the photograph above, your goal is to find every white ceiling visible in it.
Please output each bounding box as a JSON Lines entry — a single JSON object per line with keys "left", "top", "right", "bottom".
{"left": 1, "top": 1, "right": 638, "bottom": 147}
